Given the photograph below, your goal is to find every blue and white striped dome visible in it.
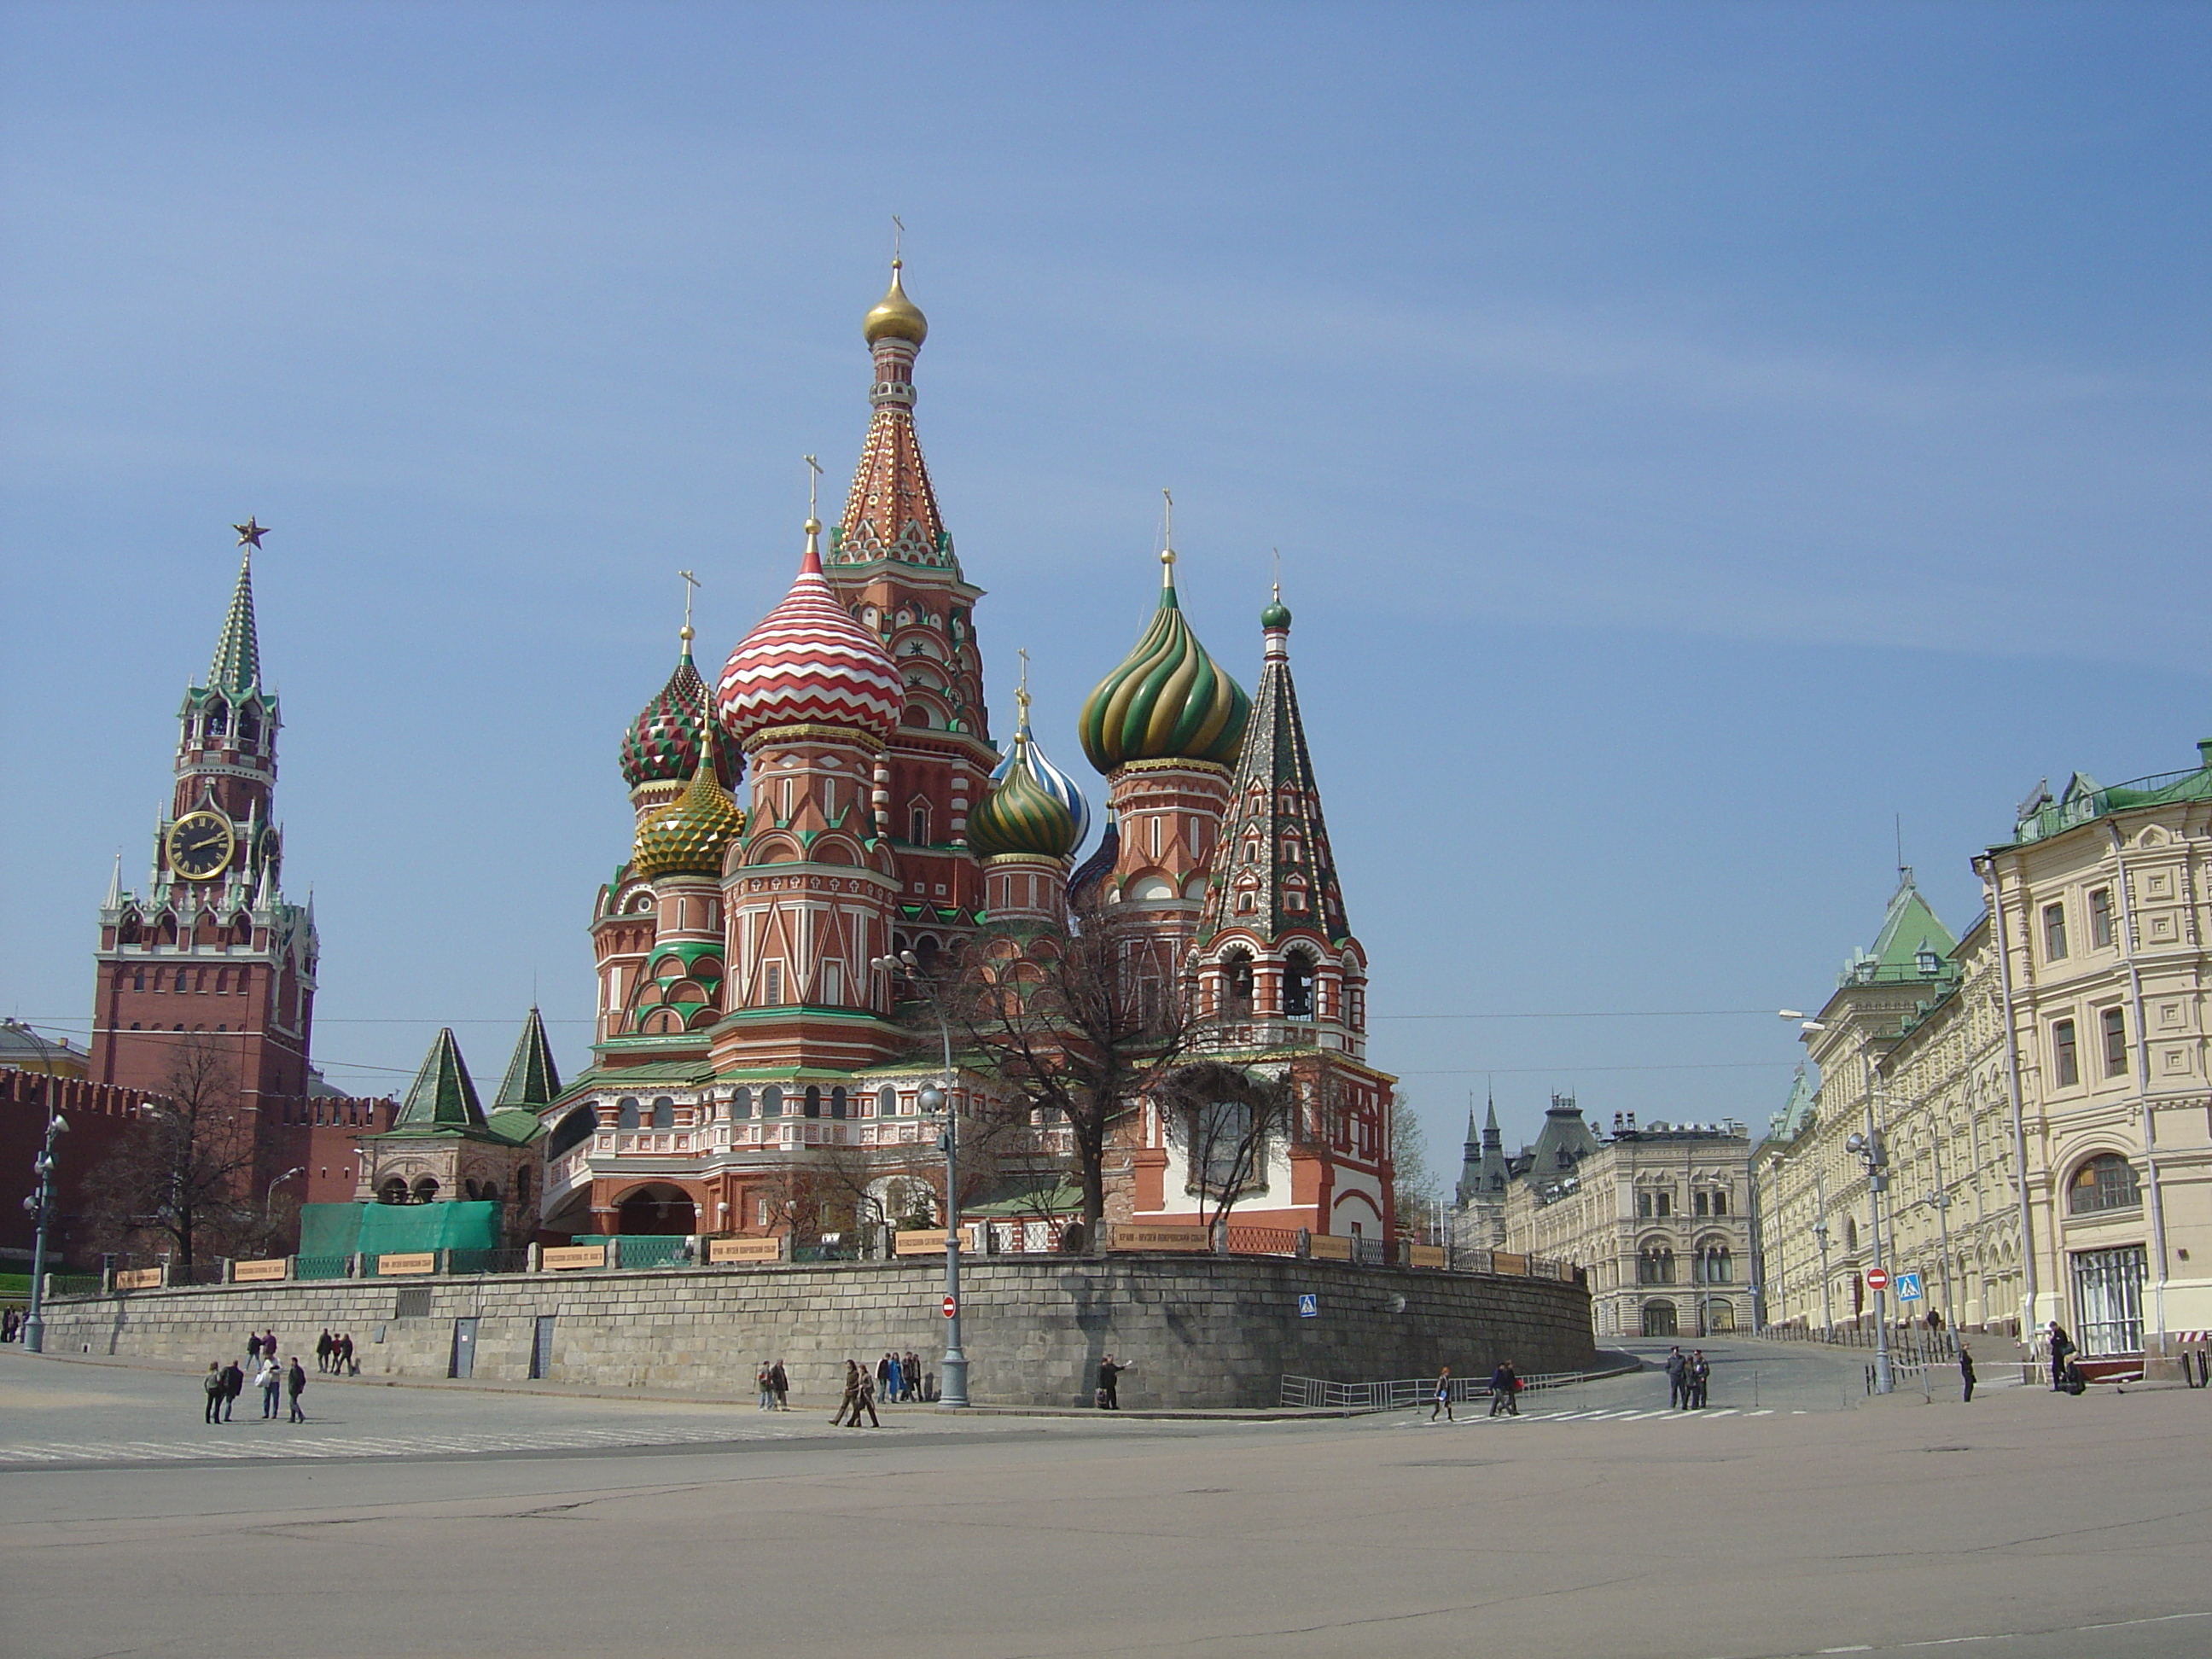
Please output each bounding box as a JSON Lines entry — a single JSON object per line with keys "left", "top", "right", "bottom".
{"left": 986, "top": 711, "right": 1091, "bottom": 855}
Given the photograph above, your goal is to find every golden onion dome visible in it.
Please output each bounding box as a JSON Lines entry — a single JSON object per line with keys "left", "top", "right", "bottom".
{"left": 632, "top": 744, "right": 745, "bottom": 881}
{"left": 1078, "top": 552, "right": 1250, "bottom": 775}
{"left": 862, "top": 259, "right": 928, "bottom": 346}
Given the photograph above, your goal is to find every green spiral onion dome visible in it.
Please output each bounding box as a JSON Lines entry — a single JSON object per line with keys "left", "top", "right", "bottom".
{"left": 631, "top": 742, "right": 746, "bottom": 881}
{"left": 971, "top": 725, "right": 1086, "bottom": 859}
{"left": 1078, "top": 554, "right": 1250, "bottom": 775}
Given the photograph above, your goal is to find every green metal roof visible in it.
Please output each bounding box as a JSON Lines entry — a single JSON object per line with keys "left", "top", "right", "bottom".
{"left": 2006, "top": 747, "right": 2212, "bottom": 847}
{"left": 207, "top": 550, "right": 261, "bottom": 695}
{"left": 391, "top": 1027, "right": 486, "bottom": 1132}
{"left": 492, "top": 1006, "right": 562, "bottom": 1110}
{"left": 1839, "top": 873, "right": 1958, "bottom": 988}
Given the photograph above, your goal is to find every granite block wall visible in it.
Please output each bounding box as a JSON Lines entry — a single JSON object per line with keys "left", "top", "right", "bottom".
{"left": 38, "top": 1255, "right": 1595, "bottom": 1409}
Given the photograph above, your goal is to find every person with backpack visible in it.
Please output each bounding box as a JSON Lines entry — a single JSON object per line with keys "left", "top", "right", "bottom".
{"left": 203, "top": 1362, "right": 224, "bottom": 1425}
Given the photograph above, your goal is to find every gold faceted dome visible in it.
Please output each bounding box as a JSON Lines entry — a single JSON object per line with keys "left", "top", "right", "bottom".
{"left": 863, "top": 259, "right": 928, "bottom": 346}
{"left": 632, "top": 751, "right": 745, "bottom": 881}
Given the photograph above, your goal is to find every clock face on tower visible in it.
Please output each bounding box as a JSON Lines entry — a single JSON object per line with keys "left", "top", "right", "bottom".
{"left": 165, "top": 811, "right": 236, "bottom": 880}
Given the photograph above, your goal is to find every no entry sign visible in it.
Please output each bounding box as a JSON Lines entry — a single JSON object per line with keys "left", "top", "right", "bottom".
{"left": 1865, "top": 1266, "right": 1890, "bottom": 1292}
{"left": 941, "top": 1295, "right": 958, "bottom": 1318}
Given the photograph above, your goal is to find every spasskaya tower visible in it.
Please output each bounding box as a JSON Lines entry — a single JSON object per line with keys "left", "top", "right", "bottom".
{"left": 89, "top": 520, "right": 321, "bottom": 1106}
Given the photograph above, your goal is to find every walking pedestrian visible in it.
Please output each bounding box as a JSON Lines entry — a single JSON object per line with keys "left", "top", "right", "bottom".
{"left": 219, "top": 1358, "right": 245, "bottom": 1422}
{"left": 833, "top": 1359, "right": 862, "bottom": 1426}
{"left": 1430, "top": 1366, "right": 1454, "bottom": 1422}
{"left": 886, "top": 1350, "right": 905, "bottom": 1406}
{"left": 246, "top": 1331, "right": 262, "bottom": 1364}
{"left": 770, "top": 1359, "right": 789, "bottom": 1410}
{"left": 286, "top": 1356, "right": 307, "bottom": 1422}
{"left": 1664, "top": 1345, "right": 1686, "bottom": 1409}
{"left": 2046, "top": 1322, "right": 2075, "bottom": 1392}
{"left": 1489, "top": 1360, "right": 1520, "bottom": 1417}
{"left": 203, "top": 1362, "right": 224, "bottom": 1424}
{"left": 1687, "top": 1350, "right": 1710, "bottom": 1409}
{"left": 876, "top": 1351, "right": 894, "bottom": 1404}
{"left": 340, "top": 1333, "right": 358, "bottom": 1376}
{"left": 755, "top": 1362, "right": 775, "bottom": 1411}
{"left": 1959, "top": 1345, "right": 1976, "bottom": 1403}
{"left": 263, "top": 1329, "right": 277, "bottom": 1365}
{"left": 1097, "top": 1354, "right": 1129, "bottom": 1410}
{"left": 257, "top": 1354, "right": 282, "bottom": 1418}
{"left": 903, "top": 1351, "right": 921, "bottom": 1402}
{"left": 316, "top": 1330, "right": 334, "bottom": 1374}
{"left": 853, "top": 1365, "right": 880, "bottom": 1428}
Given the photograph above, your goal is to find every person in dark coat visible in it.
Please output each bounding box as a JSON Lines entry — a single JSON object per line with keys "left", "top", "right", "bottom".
{"left": 770, "top": 1359, "right": 789, "bottom": 1410}
{"left": 2047, "top": 1322, "right": 2075, "bottom": 1391}
{"left": 218, "top": 1359, "right": 245, "bottom": 1422}
{"left": 203, "top": 1362, "right": 224, "bottom": 1424}
{"left": 1490, "top": 1361, "right": 1521, "bottom": 1416}
{"left": 1663, "top": 1346, "right": 1686, "bottom": 1408}
{"left": 1097, "top": 1354, "right": 1129, "bottom": 1410}
{"left": 852, "top": 1365, "right": 880, "bottom": 1428}
{"left": 316, "top": 1330, "right": 334, "bottom": 1373}
{"left": 833, "top": 1360, "right": 862, "bottom": 1426}
{"left": 285, "top": 1357, "right": 308, "bottom": 1422}
{"left": 903, "top": 1351, "right": 922, "bottom": 1402}
{"left": 1959, "top": 1345, "right": 1976, "bottom": 1403}
{"left": 339, "top": 1333, "right": 358, "bottom": 1376}
{"left": 246, "top": 1332, "right": 263, "bottom": 1364}
{"left": 1687, "top": 1351, "right": 1710, "bottom": 1410}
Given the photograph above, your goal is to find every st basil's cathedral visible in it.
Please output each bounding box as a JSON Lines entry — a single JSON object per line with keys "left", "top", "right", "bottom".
{"left": 537, "top": 262, "right": 1398, "bottom": 1251}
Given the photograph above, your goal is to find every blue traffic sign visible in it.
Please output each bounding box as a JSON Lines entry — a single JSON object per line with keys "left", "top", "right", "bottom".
{"left": 1895, "top": 1271, "right": 1924, "bottom": 1301}
{"left": 1297, "top": 1294, "right": 1318, "bottom": 1318}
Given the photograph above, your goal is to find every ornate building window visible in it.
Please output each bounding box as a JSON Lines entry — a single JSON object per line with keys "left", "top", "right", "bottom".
{"left": 1638, "top": 1247, "right": 1675, "bottom": 1284}
{"left": 877, "top": 1085, "right": 898, "bottom": 1118}
{"left": 616, "top": 1097, "right": 641, "bottom": 1129}
{"left": 2053, "top": 1019, "right": 2080, "bottom": 1087}
{"left": 761, "top": 1086, "right": 783, "bottom": 1118}
{"left": 2101, "top": 1007, "right": 2128, "bottom": 1075}
{"left": 2089, "top": 887, "right": 2116, "bottom": 948}
{"left": 731, "top": 1087, "right": 754, "bottom": 1120}
{"left": 1283, "top": 955, "right": 1315, "bottom": 1019}
{"left": 804, "top": 1086, "right": 822, "bottom": 1119}
{"left": 2069, "top": 1153, "right": 2140, "bottom": 1214}
{"left": 830, "top": 1086, "right": 847, "bottom": 1120}
{"left": 649, "top": 1096, "right": 675, "bottom": 1130}
{"left": 2044, "top": 903, "right": 2069, "bottom": 961}
{"left": 1220, "top": 950, "right": 1254, "bottom": 1017}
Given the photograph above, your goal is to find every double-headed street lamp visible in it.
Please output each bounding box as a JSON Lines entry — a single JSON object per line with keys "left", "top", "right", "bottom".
{"left": 266, "top": 1167, "right": 306, "bottom": 1220}
{"left": 20, "top": 1111, "right": 69, "bottom": 1353}
{"left": 870, "top": 948, "right": 969, "bottom": 1409}
{"left": 1845, "top": 1126, "right": 1895, "bottom": 1393}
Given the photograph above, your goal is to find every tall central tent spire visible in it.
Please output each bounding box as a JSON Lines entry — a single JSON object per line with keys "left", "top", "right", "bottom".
{"left": 835, "top": 256, "right": 952, "bottom": 572}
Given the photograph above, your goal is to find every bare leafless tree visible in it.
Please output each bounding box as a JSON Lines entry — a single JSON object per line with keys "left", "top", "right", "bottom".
{"left": 81, "top": 1033, "right": 266, "bottom": 1270}
{"left": 1155, "top": 1058, "right": 1297, "bottom": 1233}
{"left": 945, "top": 893, "right": 1211, "bottom": 1247}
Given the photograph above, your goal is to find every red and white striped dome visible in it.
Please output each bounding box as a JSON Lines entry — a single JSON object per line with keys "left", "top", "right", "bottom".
{"left": 716, "top": 528, "right": 905, "bottom": 745}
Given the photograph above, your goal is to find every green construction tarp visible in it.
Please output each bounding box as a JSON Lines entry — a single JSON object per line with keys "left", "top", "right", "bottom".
{"left": 298, "top": 1202, "right": 503, "bottom": 1259}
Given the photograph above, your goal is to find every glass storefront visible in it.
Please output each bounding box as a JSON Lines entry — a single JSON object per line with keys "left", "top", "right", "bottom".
{"left": 2070, "top": 1244, "right": 2146, "bottom": 1355}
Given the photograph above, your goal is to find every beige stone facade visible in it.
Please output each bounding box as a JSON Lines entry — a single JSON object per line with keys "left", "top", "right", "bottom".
{"left": 1503, "top": 1120, "right": 1755, "bottom": 1341}
{"left": 1756, "top": 742, "right": 2212, "bottom": 1361}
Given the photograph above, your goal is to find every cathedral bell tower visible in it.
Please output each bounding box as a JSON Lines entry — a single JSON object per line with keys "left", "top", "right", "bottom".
{"left": 90, "top": 521, "right": 320, "bottom": 1106}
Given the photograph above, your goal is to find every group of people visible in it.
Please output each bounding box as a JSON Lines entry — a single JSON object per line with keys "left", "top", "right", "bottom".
{"left": 754, "top": 1359, "right": 791, "bottom": 1410}
{"left": 876, "top": 1349, "right": 925, "bottom": 1404}
{"left": 1662, "top": 1347, "right": 1713, "bottom": 1409}
{"left": 313, "top": 1330, "right": 360, "bottom": 1375}
{"left": 1427, "top": 1361, "right": 1522, "bottom": 1422}
{"left": 0, "top": 1307, "right": 26, "bottom": 1343}
{"left": 203, "top": 1351, "right": 307, "bottom": 1423}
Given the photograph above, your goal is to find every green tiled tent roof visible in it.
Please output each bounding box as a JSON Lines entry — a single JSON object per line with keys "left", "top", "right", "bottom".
{"left": 494, "top": 1006, "right": 562, "bottom": 1109}
{"left": 392, "top": 1027, "right": 486, "bottom": 1132}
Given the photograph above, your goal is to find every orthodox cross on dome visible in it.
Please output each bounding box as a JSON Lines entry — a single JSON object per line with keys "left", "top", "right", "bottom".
{"left": 805, "top": 452, "right": 824, "bottom": 527}
{"left": 678, "top": 568, "right": 701, "bottom": 647}
{"left": 892, "top": 213, "right": 904, "bottom": 262}
{"left": 1016, "top": 646, "right": 1032, "bottom": 722}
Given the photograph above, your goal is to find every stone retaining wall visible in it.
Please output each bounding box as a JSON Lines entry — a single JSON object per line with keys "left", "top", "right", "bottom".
{"left": 37, "top": 1255, "right": 1595, "bottom": 1409}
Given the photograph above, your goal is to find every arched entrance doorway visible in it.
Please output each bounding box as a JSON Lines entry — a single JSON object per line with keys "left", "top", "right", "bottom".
{"left": 616, "top": 1183, "right": 697, "bottom": 1235}
{"left": 1642, "top": 1300, "right": 1679, "bottom": 1337}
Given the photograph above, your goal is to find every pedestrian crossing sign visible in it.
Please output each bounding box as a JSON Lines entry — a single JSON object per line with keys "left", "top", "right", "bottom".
{"left": 1895, "top": 1271, "right": 1924, "bottom": 1301}
{"left": 1297, "top": 1294, "right": 1318, "bottom": 1318}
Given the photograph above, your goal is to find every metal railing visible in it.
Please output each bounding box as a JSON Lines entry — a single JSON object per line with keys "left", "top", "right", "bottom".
{"left": 447, "top": 1248, "right": 532, "bottom": 1276}
{"left": 1279, "top": 1366, "right": 1611, "bottom": 1412}
{"left": 1225, "top": 1226, "right": 1302, "bottom": 1258}
{"left": 294, "top": 1254, "right": 352, "bottom": 1281}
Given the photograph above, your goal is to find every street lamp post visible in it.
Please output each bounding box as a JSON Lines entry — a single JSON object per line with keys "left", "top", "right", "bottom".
{"left": 266, "top": 1166, "right": 306, "bottom": 1220}
{"left": 1813, "top": 1217, "right": 1834, "bottom": 1333}
{"left": 1847, "top": 1123, "right": 1894, "bottom": 1394}
{"left": 21, "top": 1111, "right": 68, "bottom": 1353}
{"left": 1923, "top": 1132, "right": 1957, "bottom": 1330}
{"left": 873, "top": 949, "right": 969, "bottom": 1408}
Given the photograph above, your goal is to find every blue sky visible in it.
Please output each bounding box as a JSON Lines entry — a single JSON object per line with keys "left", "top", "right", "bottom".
{"left": 3, "top": 2, "right": 2206, "bottom": 1174}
